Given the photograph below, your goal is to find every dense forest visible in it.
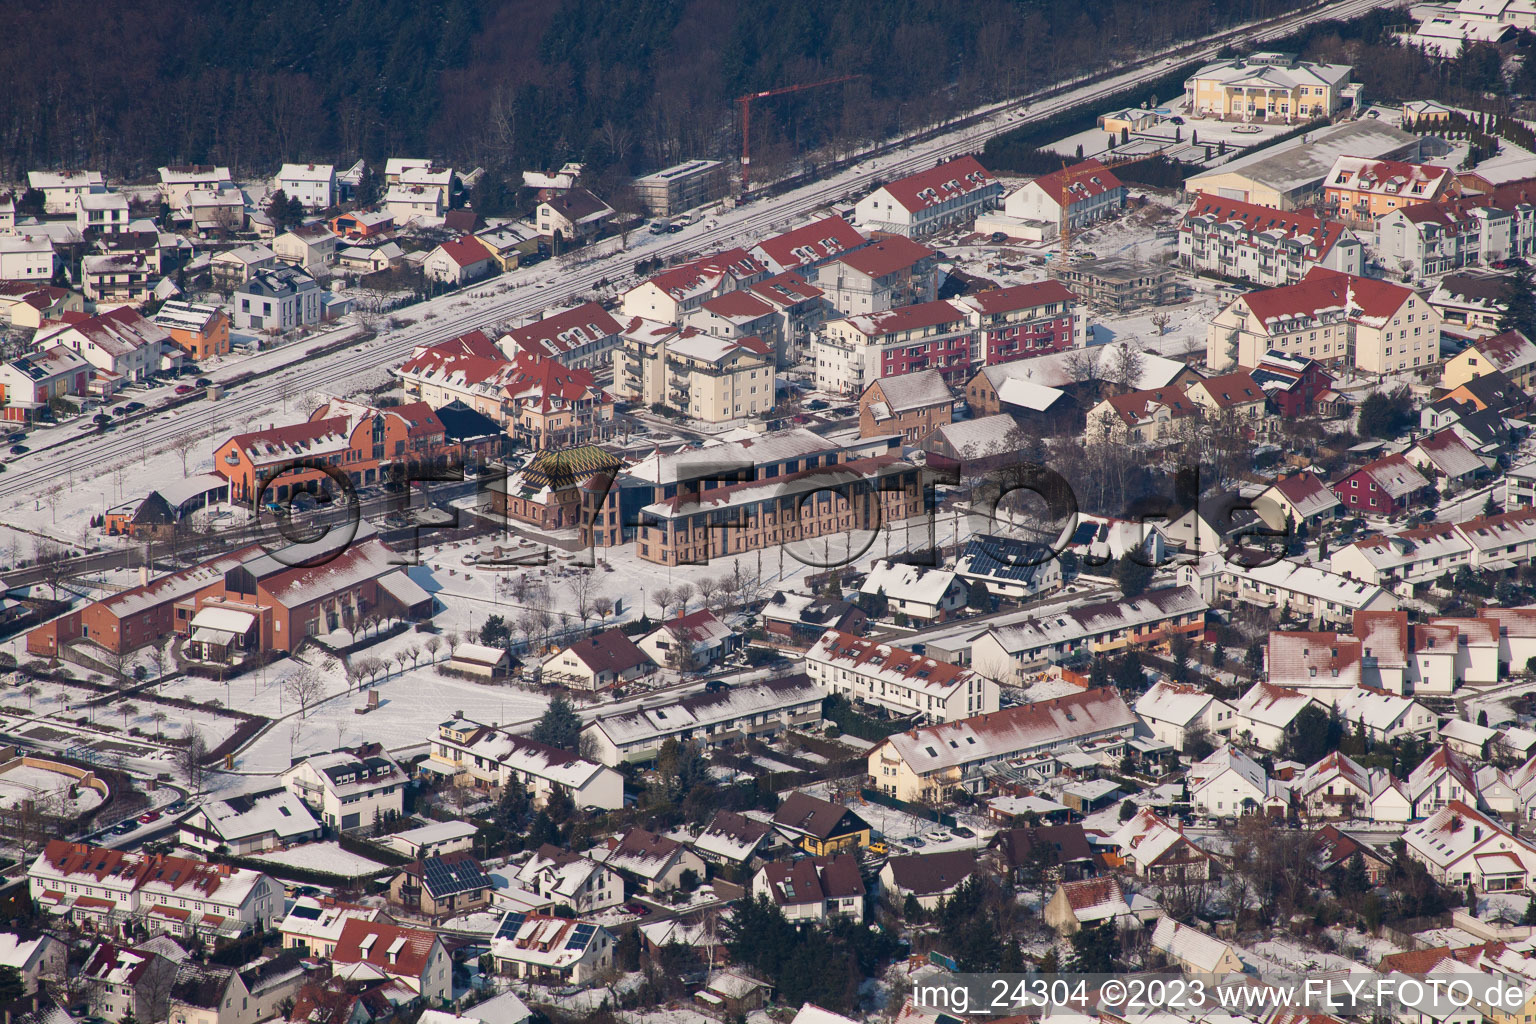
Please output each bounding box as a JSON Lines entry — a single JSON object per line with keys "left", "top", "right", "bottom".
{"left": 0, "top": 0, "right": 1315, "bottom": 194}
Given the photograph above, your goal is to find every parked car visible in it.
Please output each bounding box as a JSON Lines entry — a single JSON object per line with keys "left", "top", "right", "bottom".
{"left": 951, "top": 825, "right": 976, "bottom": 838}
{"left": 8, "top": 444, "right": 27, "bottom": 455}
{"left": 623, "top": 902, "right": 651, "bottom": 916}
{"left": 905, "top": 836, "right": 926, "bottom": 848}
{"left": 137, "top": 810, "right": 161, "bottom": 824}
{"left": 112, "top": 821, "right": 137, "bottom": 835}
{"left": 195, "top": 377, "right": 212, "bottom": 388}
{"left": 174, "top": 384, "right": 195, "bottom": 395}
{"left": 123, "top": 401, "right": 146, "bottom": 413}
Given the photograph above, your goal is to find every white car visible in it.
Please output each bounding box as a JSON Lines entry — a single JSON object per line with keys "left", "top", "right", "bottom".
{"left": 925, "top": 829, "right": 951, "bottom": 843}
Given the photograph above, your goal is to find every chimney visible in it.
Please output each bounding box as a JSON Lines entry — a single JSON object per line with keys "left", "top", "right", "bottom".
{"left": 139, "top": 565, "right": 149, "bottom": 586}
{"left": 1474, "top": 826, "right": 1482, "bottom": 841}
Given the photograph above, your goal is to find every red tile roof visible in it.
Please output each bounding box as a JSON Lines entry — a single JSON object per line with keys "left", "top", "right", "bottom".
{"left": 435, "top": 235, "right": 492, "bottom": 269}
{"left": 962, "top": 280, "right": 1077, "bottom": 315}
{"left": 1028, "top": 158, "right": 1123, "bottom": 204}
{"left": 1242, "top": 268, "right": 1413, "bottom": 329}
{"left": 332, "top": 918, "right": 438, "bottom": 977}
{"left": 753, "top": 215, "right": 866, "bottom": 270}
{"left": 1184, "top": 193, "right": 1351, "bottom": 254}
{"left": 830, "top": 235, "right": 936, "bottom": 278}
{"left": 878, "top": 155, "right": 998, "bottom": 213}
{"left": 505, "top": 302, "right": 621, "bottom": 361}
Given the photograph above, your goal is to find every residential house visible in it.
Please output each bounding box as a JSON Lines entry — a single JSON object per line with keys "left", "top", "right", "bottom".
{"left": 1429, "top": 274, "right": 1508, "bottom": 342}
{"left": 0, "top": 347, "right": 92, "bottom": 424}
{"left": 1206, "top": 267, "right": 1441, "bottom": 375}
{"left": 1184, "top": 50, "right": 1355, "bottom": 120}
{"left": 858, "top": 560, "right": 968, "bottom": 622}
{"left": 1085, "top": 385, "right": 1199, "bottom": 448}
{"left": 579, "top": 676, "right": 826, "bottom": 766}
{"left": 513, "top": 845, "right": 623, "bottom": 914}
{"left": 387, "top": 821, "right": 478, "bottom": 861}
{"left": 158, "top": 166, "right": 233, "bottom": 216}
{"left": 232, "top": 267, "right": 322, "bottom": 331}
{"left": 0, "top": 933, "right": 63, "bottom": 996}
{"left": 878, "top": 850, "right": 977, "bottom": 911}
{"left": 1249, "top": 350, "right": 1340, "bottom": 418}
{"left": 81, "top": 252, "right": 154, "bottom": 305}
{"left": 688, "top": 811, "right": 776, "bottom": 872}
{"left": 27, "top": 170, "right": 105, "bottom": 214}
{"left": 1331, "top": 453, "right": 1433, "bottom": 515}
{"left": 0, "top": 282, "right": 81, "bottom": 330}
{"left": 1186, "top": 552, "right": 1398, "bottom": 626}
{"left": 178, "top": 786, "right": 321, "bottom": 855}
{"left": 153, "top": 301, "right": 230, "bottom": 360}
{"left": 540, "top": 630, "right": 653, "bottom": 691}
{"left": 1375, "top": 180, "right": 1536, "bottom": 277}
{"left": 857, "top": 368, "right": 953, "bottom": 442}
{"left": 952, "top": 535, "right": 1065, "bottom": 602}
{"left": 866, "top": 688, "right": 1137, "bottom": 802}
{"left": 80, "top": 942, "right": 179, "bottom": 1023}
{"left": 1257, "top": 471, "right": 1343, "bottom": 530}
{"left": 281, "top": 747, "right": 406, "bottom": 832}
{"left": 425, "top": 718, "right": 624, "bottom": 810}
{"left": 210, "top": 245, "right": 278, "bottom": 291}
{"left": 620, "top": 249, "right": 769, "bottom": 323}
{"left": 1043, "top": 877, "right": 1138, "bottom": 936}
{"left": 1151, "top": 918, "right": 1246, "bottom": 975}
{"left": 1406, "top": 428, "right": 1486, "bottom": 487}
{"left": 1232, "top": 682, "right": 1322, "bottom": 750}
{"left": 1134, "top": 680, "right": 1237, "bottom": 749}
{"left": 535, "top": 189, "right": 614, "bottom": 245}
{"left": 772, "top": 792, "right": 872, "bottom": 856}
{"left": 76, "top": 189, "right": 130, "bottom": 235}
{"left": 329, "top": 209, "right": 394, "bottom": 240}
{"left": 1187, "top": 745, "right": 1272, "bottom": 817}
{"left": 1178, "top": 193, "right": 1363, "bottom": 285}
{"left": 167, "top": 963, "right": 250, "bottom": 1024}
{"left": 1330, "top": 521, "right": 1473, "bottom": 586}
{"left": 1108, "top": 808, "right": 1212, "bottom": 881}
{"left": 331, "top": 919, "right": 450, "bottom": 1003}
{"left": 383, "top": 185, "right": 444, "bottom": 222}
{"left": 749, "top": 215, "right": 868, "bottom": 276}
{"left": 637, "top": 610, "right": 739, "bottom": 672}
{"left": 596, "top": 828, "right": 705, "bottom": 893}
{"left": 273, "top": 224, "right": 339, "bottom": 273}
{"left": 1311, "top": 824, "right": 1393, "bottom": 885}
{"left": 805, "top": 628, "right": 997, "bottom": 723}
{"left": 37, "top": 306, "right": 172, "bottom": 383}
{"left": 1184, "top": 370, "right": 1268, "bottom": 426}
{"left": 488, "top": 912, "right": 613, "bottom": 986}
{"left": 1005, "top": 159, "right": 1126, "bottom": 231}
{"left": 1404, "top": 801, "right": 1536, "bottom": 891}
{"left": 184, "top": 187, "right": 245, "bottom": 234}
{"left": 423, "top": 236, "right": 494, "bottom": 286}
{"left": 0, "top": 235, "right": 56, "bottom": 281}
{"left": 752, "top": 855, "right": 866, "bottom": 923}
{"left": 502, "top": 302, "right": 624, "bottom": 371}
{"left": 278, "top": 896, "right": 384, "bottom": 958}
{"left": 277, "top": 164, "right": 336, "bottom": 210}
{"left": 388, "top": 853, "right": 493, "bottom": 918}
{"left": 1442, "top": 330, "right": 1536, "bottom": 390}
{"left": 814, "top": 299, "right": 973, "bottom": 396}
{"left": 854, "top": 155, "right": 1002, "bottom": 237}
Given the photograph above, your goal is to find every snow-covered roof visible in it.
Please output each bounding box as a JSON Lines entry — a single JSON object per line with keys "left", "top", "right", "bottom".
{"left": 585, "top": 676, "right": 824, "bottom": 748}
{"left": 1135, "top": 680, "right": 1224, "bottom": 728}
{"left": 191, "top": 786, "right": 318, "bottom": 844}
{"left": 807, "top": 630, "right": 976, "bottom": 702}
{"left": 859, "top": 560, "right": 961, "bottom": 607}
{"left": 1404, "top": 800, "right": 1535, "bottom": 871}
{"left": 1151, "top": 917, "right": 1237, "bottom": 972}
{"left": 1234, "top": 682, "right": 1319, "bottom": 730}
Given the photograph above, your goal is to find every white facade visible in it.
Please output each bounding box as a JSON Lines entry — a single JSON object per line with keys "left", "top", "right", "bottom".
{"left": 276, "top": 164, "right": 336, "bottom": 210}
{"left": 281, "top": 749, "right": 406, "bottom": 832}
{"left": 0, "top": 235, "right": 55, "bottom": 280}
{"left": 805, "top": 629, "right": 997, "bottom": 724}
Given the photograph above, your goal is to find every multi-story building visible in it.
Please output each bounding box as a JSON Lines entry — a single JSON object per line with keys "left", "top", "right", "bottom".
{"left": 1086, "top": 385, "right": 1200, "bottom": 448}
{"left": 1321, "top": 156, "right": 1452, "bottom": 225}
{"left": 806, "top": 629, "right": 997, "bottom": 724}
{"left": 1428, "top": 273, "right": 1507, "bottom": 341}
{"left": 866, "top": 688, "right": 1134, "bottom": 801}
{"left": 153, "top": 301, "right": 231, "bottom": 360}
{"left": 580, "top": 676, "right": 826, "bottom": 765}
{"left": 210, "top": 244, "right": 279, "bottom": 291}
{"left": 499, "top": 355, "right": 615, "bottom": 447}
{"left": 158, "top": 165, "right": 235, "bottom": 215}
{"left": 814, "top": 299, "right": 972, "bottom": 396}
{"left": 956, "top": 280, "right": 1085, "bottom": 362}
{"left": 612, "top": 318, "right": 774, "bottom": 422}
{"left": 633, "top": 453, "right": 921, "bottom": 565}
{"left": 749, "top": 215, "right": 868, "bottom": 276}
{"left": 0, "top": 235, "right": 56, "bottom": 280}
{"left": 29, "top": 841, "right": 282, "bottom": 939}
{"left": 1375, "top": 182, "right": 1536, "bottom": 277}
{"left": 1182, "top": 52, "right": 1355, "bottom": 121}
{"left": 76, "top": 189, "right": 130, "bottom": 235}
{"left": 36, "top": 306, "right": 173, "bottom": 383}
{"left": 1048, "top": 257, "right": 1176, "bottom": 312}
{"left": 27, "top": 169, "right": 105, "bottom": 214}
{"left": 1206, "top": 267, "right": 1441, "bottom": 375}
{"left": 858, "top": 369, "right": 953, "bottom": 443}
{"left": 427, "top": 718, "right": 623, "bottom": 808}
{"left": 232, "top": 267, "right": 322, "bottom": 331}
{"left": 501, "top": 302, "right": 624, "bottom": 370}
{"left": 817, "top": 235, "right": 939, "bottom": 316}
{"left": 489, "top": 912, "right": 613, "bottom": 986}
{"left": 1005, "top": 159, "right": 1126, "bottom": 231}
{"left": 620, "top": 249, "right": 769, "bottom": 323}
{"left": 81, "top": 253, "right": 154, "bottom": 305}
{"left": 1331, "top": 452, "right": 1433, "bottom": 515}
{"left": 632, "top": 159, "right": 727, "bottom": 216}
{"left": 333, "top": 919, "right": 450, "bottom": 1002}
{"left": 853, "top": 155, "right": 1002, "bottom": 237}
{"left": 273, "top": 223, "right": 339, "bottom": 273}
{"left": 0, "top": 346, "right": 92, "bottom": 424}
{"left": 1179, "top": 194, "right": 1363, "bottom": 286}
{"left": 281, "top": 746, "right": 406, "bottom": 832}
{"left": 81, "top": 943, "right": 178, "bottom": 1022}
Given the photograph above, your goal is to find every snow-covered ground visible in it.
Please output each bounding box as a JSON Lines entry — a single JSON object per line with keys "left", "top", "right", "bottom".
{"left": 251, "top": 841, "right": 392, "bottom": 877}
{"left": 0, "top": 762, "right": 104, "bottom": 814}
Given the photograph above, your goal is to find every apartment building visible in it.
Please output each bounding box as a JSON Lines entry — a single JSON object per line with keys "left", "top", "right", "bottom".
{"left": 1048, "top": 258, "right": 1177, "bottom": 313}
{"left": 1206, "top": 267, "right": 1441, "bottom": 375}
{"left": 1375, "top": 181, "right": 1536, "bottom": 277}
{"left": 955, "top": 280, "right": 1085, "bottom": 362}
{"left": 36, "top": 306, "right": 173, "bottom": 384}
{"left": 805, "top": 629, "right": 998, "bottom": 724}
{"left": 232, "top": 267, "right": 322, "bottom": 331}
{"left": 1321, "top": 156, "right": 1452, "bottom": 224}
{"left": 853, "top": 155, "right": 1002, "bottom": 237}
{"left": 1179, "top": 194, "right": 1363, "bottom": 286}
{"left": 502, "top": 301, "right": 624, "bottom": 371}
{"left": 814, "top": 299, "right": 972, "bottom": 396}
{"left": 632, "top": 159, "right": 727, "bottom": 216}
{"left": 612, "top": 318, "right": 774, "bottom": 422}
{"left": 858, "top": 369, "right": 953, "bottom": 443}
{"left": 632, "top": 453, "right": 922, "bottom": 566}
{"left": 817, "top": 235, "right": 939, "bottom": 316}
{"left": 620, "top": 249, "right": 768, "bottom": 323}
{"left": 1005, "top": 159, "right": 1126, "bottom": 231}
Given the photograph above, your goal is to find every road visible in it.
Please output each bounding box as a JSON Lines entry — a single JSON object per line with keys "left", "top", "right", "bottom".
{"left": 1, "top": 0, "right": 1400, "bottom": 517}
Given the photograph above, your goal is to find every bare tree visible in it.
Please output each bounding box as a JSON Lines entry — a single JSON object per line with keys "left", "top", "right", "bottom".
{"left": 179, "top": 734, "right": 208, "bottom": 797}
{"left": 149, "top": 709, "right": 168, "bottom": 740}
{"left": 21, "top": 684, "right": 39, "bottom": 710}
{"left": 288, "top": 720, "right": 305, "bottom": 761}
{"left": 394, "top": 649, "right": 410, "bottom": 676}
{"left": 442, "top": 633, "right": 459, "bottom": 660}
{"left": 120, "top": 702, "right": 139, "bottom": 730}
{"left": 101, "top": 646, "right": 129, "bottom": 691}
{"left": 593, "top": 596, "right": 615, "bottom": 625}
{"left": 424, "top": 636, "right": 442, "bottom": 664}
{"left": 1108, "top": 344, "right": 1145, "bottom": 395}
{"left": 284, "top": 664, "right": 324, "bottom": 718}
{"left": 34, "top": 540, "right": 69, "bottom": 601}
{"left": 1063, "top": 346, "right": 1102, "bottom": 391}
{"left": 673, "top": 583, "right": 694, "bottom": 616}
{"left": 652, "top": 587, "right": 673, "bottom": 621}
{"left": 696, "top": 577, "right": 722, "bottom": 613}
{"left": 407, "top": 643, "right": 422, "bottom": 668}
{"left": 566, "top": 571, "right": 596, "bottom": 629}
{"left": 1149, "top": 312, "right": 1173, "bottom": 336}
{"left": 41, "top": 484, "right": 63, "bottom": 525}
{"left": 145, "top": 642, "right": 168, "bottom": 684}
{"left": 171, "top": 433, "right": 199, "bottom": 478}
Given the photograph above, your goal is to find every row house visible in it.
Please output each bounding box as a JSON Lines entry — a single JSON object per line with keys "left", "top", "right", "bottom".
{"left": 854, "top": 155, "right": 1002, "bottom": 237}
{"left": 1321, "top": 156, "right": 1453, "bottom": 224}
{"left": 1004, "top": 159, "right": 1126, "bottom": 231}
{"left": 1207, "top": 266, "right": 1441, "bottom": 375}
{"left": 1178, "top": 193, "right": 1363, "bottom": 286}
{"left": 580, "top": 676, "right": 825, "bottom": 766}
{"left": 612, "top": 318, "right": 773, "bottom": 422}
{"left": 213, "top": 398, "right": 447, "bottom": 501}
{"left": 806, "top": 628, "right": 997, "bottom": 724}
{"left": 333, "top": 919, "right": 450, "bottom": 1003}
{"left": 1186, "top": 551, "right": 1398, "bottom": 626}
{"left": 817, "top": 234, "right": 939, "bottom": 317}
{"left": 502, "top": 301, "right": 623, "bottom": 370}
{"left": 749, "top": 214, "right": 868, "bottom": 276}
{"left": 426, "top": 718, "right": 623, "bottom": 808}
{"left": 633, "top": 454, "right": 921, "bottom": 566}
{"left": 970, "top": 586, "right": 1208, "bottom": 682}
{"left": 1375, "top": 179, "right": 1536, "bottom": 277}
{"left": 29, "top": 841, "right": 282, "bottom": 939}
{"left": 865, "top": 688, "right": 1135, "bottom": 802}
{"left": 620, "top": 248, "right": 769, "bottom": 323}
{"left": 1331, "top": 452, "right": 1434, "bottom": 515}
{"left": 1332, "top": 506, "right": 1536, "bottom": 584}
{"left": 814, "top": 299, "right": 972, "bottom": 396}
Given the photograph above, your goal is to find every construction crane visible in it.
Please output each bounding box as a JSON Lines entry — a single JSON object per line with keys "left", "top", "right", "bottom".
{"left": 738, "top": 74, "right": 863, "bottom": 196}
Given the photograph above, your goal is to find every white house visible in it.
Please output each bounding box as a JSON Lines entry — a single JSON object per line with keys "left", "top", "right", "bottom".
{"left": 1188, "top": 552, "right": 1397, "bottom": 626}
{"left": 76, "top": 189, "right": 130, "bottom": 235}
{"left": 232, "top": 266, "right": 322, "bottom": 332}
{"left": 281, "top": 747, "right": 406, "bottom": 832}
{"left": 595, "top": 828, "right": 705, "bottom": 893}
{"left": 28, "top": 169, "right": 105, "bottom": 214}
{"left": 806, "top": 628, "right": 996, "bottom": 724}
{"left": 0, "top": 235, "right": 55, "bottom": 280}
{"left": 854, "top": 155, "right": 1002, "bottom": 237}
{"left": 637, "top": 609, "right": 739, "bottom": 672}
{"left": 1334, "top": 688, "right": 1438, "bottom": 745}
{"left": 1006, "top": 159, "right": 1127, "bottom": 231}
{"left": 273, "top": 224, "right": 338, "bottom": 273}
{"left": 36, "top": 306, "right": 172, "bottom": 383}
{"left": 488, "top": 912, "right": 613, "bottom": 986}
{"left": 1404, "top": 801, "right": 1536, "bottom": 891}
{"left": 179, "top": 786, "right": 322, "bottom": 855}
{"left": 514, "top": 845, "right": 624, "bottom": 914}
{"left": 423, "top": 236, "right": 494, "bottom": 285}
{"left": 1232, "top": 682, "right": 1321, "bottom": 751}
{"left": 1134, "top": 680, "right": 1237, "bottom": 749}
{"left": 333, "top": 919, "right": 451, "bottom": 1001}
{"left": 752, "top": 854, "right": 866, "bottom": 923}
{"left": 278, "top": 896, "right": 384, "bottom": 958}
{"left": 426, "top": 719, "right": 624, "bottom": 810}
{"left": 1187, "top": 745, "right": 1272, "bottom": 818}
{"left": 0, "top": 932, "right": 65, "bottom": 995}
{"left": 1150, "top": 917, "right": 1246, "bottom": 975}
{"left": 276, "top": 164, "right": 336, "bottom": 210}
{"left": 858, "top": 560, "right": 968, "bottom": 621}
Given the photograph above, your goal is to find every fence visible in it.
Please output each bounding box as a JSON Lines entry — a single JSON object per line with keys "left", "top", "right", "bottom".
{"left": 860, "top": 788, "right": 957, "bottom": 829}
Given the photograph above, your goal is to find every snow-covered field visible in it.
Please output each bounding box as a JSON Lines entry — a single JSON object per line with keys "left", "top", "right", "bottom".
{"left": 251, "top": 841, "right": 392, "bottom": 878}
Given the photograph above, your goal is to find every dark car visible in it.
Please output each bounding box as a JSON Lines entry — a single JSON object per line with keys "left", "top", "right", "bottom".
{"left": 666, "top": 223, "right": 684, "bottom": 233}
{"left": 703, "top": 679, "right": 729, "bottom": 693}
{"left": 951, "top": 825, "right": 976, "bottom": 838}
{"left": 1169, "top": 116, "right": 1186, "bottom": 125}
{"left": 990, "top": 231, "right": 1009, "bottom": 243}
{"left": 8, "top": 444, "right": 27, "bottom": 455}
{"left": 195, "top": 377, "right": 212, "bottom": 388}
{"left": 93, "top": 413, "right": 112, "bottom": 425}
{"left": 112, "top": 406, "right": 127, "bottom": 416}
{"left": 123, "top": 401, "right": 145, "bottom": 413}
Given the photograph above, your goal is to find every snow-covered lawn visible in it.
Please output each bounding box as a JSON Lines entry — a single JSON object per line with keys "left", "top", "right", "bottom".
{"left": 0, "top": 762, "right": 104, "bottom": 814}
{"left": 251, "top": 841, "right": 392, "bottom": 878}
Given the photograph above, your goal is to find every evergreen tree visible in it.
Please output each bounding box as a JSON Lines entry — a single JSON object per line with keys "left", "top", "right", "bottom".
{"left": 1067, "top": 920, "right": 1118, "bottom": 972}
{"left": 1114, "top": 553, "right": 1154, "bottom": 599}
{"left": 0, "top": 967, "right": 23, "bottom": 1005}
{"left": 1089, "top": 656, "right": 1111, "bottom": 689}
{"left": 1342, "top": 851, "right": 1370, "bottom": 899}
{"left": 1112, "top": 649, "right": 1145, "bottom": 694}
{"left": 355, "top": 163, "right": 382, "bottom": 207}
{"left": 531, "top": 696, "right": 582, "bottom": 752}
{"left": 1499, "top": 262, "right": 1536, "bottom": 339}
{"left": 266, "top": 189, "right": 295, "bottom": 232}
{"left": 1477, "top": 708, "right": 1489, "bottom": 727}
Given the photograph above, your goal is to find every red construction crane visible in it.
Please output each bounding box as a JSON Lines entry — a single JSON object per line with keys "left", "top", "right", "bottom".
{"left": 738, "top": 74, "right": 863, "bottom": 195}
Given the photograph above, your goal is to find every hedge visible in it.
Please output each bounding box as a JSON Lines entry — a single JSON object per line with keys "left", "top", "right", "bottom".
{"left": 337, "top": 831, "right": 413, "bottom": 867}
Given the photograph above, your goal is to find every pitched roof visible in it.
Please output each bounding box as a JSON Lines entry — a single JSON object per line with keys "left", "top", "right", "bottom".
{"left": 504, "top": 303, "right": 621, "bottom": 361}
{"left": 1468, "top": 330, "right": 1536, "bottom": 373}
{"left": 883, "top": 850, "right": 977, "bottom": 895}
{"left": 1135, "top": 680, "right": 1222, "bottom": 728}
{"left": 773, "top": 792, "right": 870, "bottom": 841}
{"left": 1241, "top": 268, "right": 1415, "bottom": 331}
{"left": 433, "top": 235, "right": 492, "bottom": 269}
{"left": 752, "top": 215, "right": 867, "bottom": 271}
{"left": 1027, "top": 158, "right": 1124, "bottom": 206}
{"left": 876, "top": 155, "right": 998, "bottom": 214}
{"left": 1412, "top": 429, "right": 1484, "bottom": 480}
{"left": 603, "top": 828, "right": 686, "bottom": 879}
{"left": 1189, "top": 370, "right": 1264, "bottom": 409}
{"left": 864, "top": 368, "right": 953, "bottom": 414}
{"left": 1268, "top": 472, "right": 1341, "bottom": 520}
{"left": 829, "top": 235, "right": 936, "bottom": 278}
{"left": 1151, "top": 917, "right": 1237, "bottom": 972}
{"left": 1339, "top": 453, "right": 1431, "bottom": 500}
{"left": 958, "top": 280, "right": 1078, "bottom": 316}
{"left": 554, "top": 628, "right": 651, "bottom": 675}
{"left": 1055, "top": 876, "right": 1129, "bottom": 921}
{"left": 332, "top": 919, "right": 438, "bottom": 977}
{"left": 1102, "top": 386, "right": 1198, "bottom": 426}
{"left": 1182, "top": 193, "right": 1353, "bottom": 258}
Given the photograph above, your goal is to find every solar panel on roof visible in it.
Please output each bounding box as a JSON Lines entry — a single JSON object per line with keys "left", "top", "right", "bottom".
{"left": 496, "top": 912, "right": 527, "bottom": 940}
{"left": 566, "top": 924, "right": 597, "bottom": 949}
{"left": 290, "top": 905, "right": 323, "bottom": 920}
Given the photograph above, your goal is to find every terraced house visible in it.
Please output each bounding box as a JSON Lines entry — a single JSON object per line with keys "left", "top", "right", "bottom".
{"left": 1179, "top": 194, "right": 1363, "bottom": 286}
{"left": 805, "top": 629, "right": 997, "bottom": 723}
